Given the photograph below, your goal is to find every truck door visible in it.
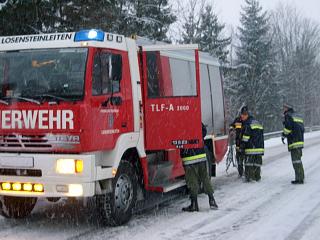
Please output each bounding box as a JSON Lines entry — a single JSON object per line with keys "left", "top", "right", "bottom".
{"left": 141, "top": 45, "right": 203, "bottom": 150}
{"left": 89, "top": 49, "right": 132, "bottom": 150}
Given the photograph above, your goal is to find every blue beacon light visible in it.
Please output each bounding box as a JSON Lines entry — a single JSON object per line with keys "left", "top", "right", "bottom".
{"left": 74, "top": 29, "right": 105, "bottom": 42}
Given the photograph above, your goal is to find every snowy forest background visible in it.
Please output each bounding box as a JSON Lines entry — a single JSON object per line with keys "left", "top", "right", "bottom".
{"left": 0, "top": 0, "right": 319, "bottom": 132}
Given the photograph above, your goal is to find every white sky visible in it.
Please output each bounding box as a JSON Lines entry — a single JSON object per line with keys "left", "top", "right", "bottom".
{"left": 213, "top": 0, "right": 320, "bottom": 27}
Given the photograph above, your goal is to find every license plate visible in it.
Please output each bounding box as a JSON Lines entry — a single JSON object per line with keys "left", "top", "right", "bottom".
{"left": 0, "top": 156, "right": 34, "bottom": 168}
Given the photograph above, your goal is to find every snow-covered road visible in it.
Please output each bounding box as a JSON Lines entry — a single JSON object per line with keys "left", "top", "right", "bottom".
{"left": 1, "top": 132, "right": 320, "bottom": 240}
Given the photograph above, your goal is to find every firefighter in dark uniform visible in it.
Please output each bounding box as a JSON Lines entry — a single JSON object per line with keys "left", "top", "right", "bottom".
{"left": 240, "top": 107, "right": 264, "bottom": 182}
{"left": 282, "top": 104, "right": 305, "bottom": 184}
{"left": 230, "top": 116, "right": 245, "bottom": 177}
{"left": 181, "top": 123, "right": 218, "bottom": 212}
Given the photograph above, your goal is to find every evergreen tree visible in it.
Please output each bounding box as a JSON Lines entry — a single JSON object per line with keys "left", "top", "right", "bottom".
{"left": 118, "top": 0, "right": 176, "bottom": 41}
{"left": 0, "top": 0, "right": 53, "bottom": 35}
{"left": 0, "top": 0, "right": 176, "bottom": 41}
{"left": 180, "top": 1, "right": 230, "bottom": 63}
{"left": 198, "top": 5, "right": 230, "bottom": 63}
{"left": 51, "top": 0, "right": 116, "bottom": 32}
{"left": 180, "top": 0, "right": 202, "bottom": 44}
{"left": 229, "top": 0, "right": 279, "bottom": 131}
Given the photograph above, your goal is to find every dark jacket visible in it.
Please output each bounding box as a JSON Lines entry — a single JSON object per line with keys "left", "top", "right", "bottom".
{"left": 283, "top": 109, "right": 304, "bottom": 151}
{"left": 180, "top": 123, "right": 207, "bottom": 165}
{"left": 230, "top": 117, "right": 244, "bottom": 150}
{"left": 241, "top": 116, "right": 264, "bottom": 155}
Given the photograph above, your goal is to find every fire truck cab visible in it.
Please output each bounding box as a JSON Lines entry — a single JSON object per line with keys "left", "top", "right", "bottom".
{"left": 0, "top": 30, "right": 227, "bottom": 225}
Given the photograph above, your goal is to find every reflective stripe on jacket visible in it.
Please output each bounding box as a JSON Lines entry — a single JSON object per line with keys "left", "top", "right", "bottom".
{"left": 288, "top": 141, "right": 304, "bottom": 150}
{"left": 245, "top": 148, "right": 265, "bottom": 155}
{"left": 230, "top": 117, "right": 244, "bottom": 148}
{"left": 182, "top": 153, "right": 207, "bottom": 165}
{"left": 180, "top": 123, "right": 208, "bottom": 166}
{"left": 283, "top": 110, "right": 304, "bottom": 151}
{"left": 242, "top": 116, "right": 264, "bottom": 156}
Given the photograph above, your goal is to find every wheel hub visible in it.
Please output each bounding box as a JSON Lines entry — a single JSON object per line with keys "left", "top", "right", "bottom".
{"left": 114, "top": 174, "right": 133, "bottom": 212}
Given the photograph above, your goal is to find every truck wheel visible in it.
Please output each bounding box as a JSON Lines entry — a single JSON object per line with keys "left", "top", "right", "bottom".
{"left": 0, "top": 196, "right": 37, "bottom": 218}
{"left": 96, "top": 160, "right": 137, "bottom": 226}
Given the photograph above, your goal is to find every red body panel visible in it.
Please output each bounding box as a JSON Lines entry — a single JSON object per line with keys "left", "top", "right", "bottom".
{"left": 87, "top": 48, "right": 134, "bottom": 151}
{"left": 167, "top": 149, "right": 184, "bottom": 177}
{"left": 141, "top": 51, "right": 203, "bottom": 151}
{"left": 0, "top": 43, "right": 228, "bottom": 194}
{"left": 0, "top": 48, "right": 134, "bottom": 153}
{"left": 214, "top": 138, "right": 228, "bottom": 162}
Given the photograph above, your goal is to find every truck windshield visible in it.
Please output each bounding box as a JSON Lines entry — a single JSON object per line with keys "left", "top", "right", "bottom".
{"left": 0, "top": 48, "right": 87, "bottom": 101}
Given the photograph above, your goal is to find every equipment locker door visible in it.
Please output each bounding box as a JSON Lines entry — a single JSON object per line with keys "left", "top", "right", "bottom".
{"left": 141, "top": 45, "right": 203, "bottom": 151}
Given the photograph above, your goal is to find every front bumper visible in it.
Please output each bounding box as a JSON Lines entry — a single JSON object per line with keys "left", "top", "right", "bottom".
{"left": 0, "top": 153, "right": 113, "bottom": 197}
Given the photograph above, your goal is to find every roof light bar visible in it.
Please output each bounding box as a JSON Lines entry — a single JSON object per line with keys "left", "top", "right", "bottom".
{"left": 74, "top": 29, "right": 105, "bottom": 42}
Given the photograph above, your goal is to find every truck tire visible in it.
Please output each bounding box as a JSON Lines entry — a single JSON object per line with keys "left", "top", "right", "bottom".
{"left": 0, "top": 196, "right": 37, "bottom": 218}
{"left": 96, "top": 160, "right": 137, "bottom": 226}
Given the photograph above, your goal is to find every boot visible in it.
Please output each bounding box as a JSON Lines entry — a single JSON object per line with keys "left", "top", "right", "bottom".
{"left": 291, "top": 180, "right": 304, "bottom": 184}
{"left": 182, "top": 196, "right": 199, "bottom": 212}
{"left": 208, "top": 194, "right": 218, "bottom": 210}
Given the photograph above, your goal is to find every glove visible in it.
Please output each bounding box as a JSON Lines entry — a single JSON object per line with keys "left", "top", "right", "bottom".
{"left": 281, "top": 136, "right": 285, "bottom": 145}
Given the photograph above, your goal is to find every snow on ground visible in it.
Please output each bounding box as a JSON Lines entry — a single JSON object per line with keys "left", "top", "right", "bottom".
{"left": 1, "top": 131, "right": 320, "bottom": 240}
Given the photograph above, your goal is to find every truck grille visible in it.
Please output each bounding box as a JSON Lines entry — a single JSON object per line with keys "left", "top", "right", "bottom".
{"left": 0, "top": 135, "right": 53, "bottom": 152}
{"left": 0, "top": 168, "right": 42, "bottom": 177}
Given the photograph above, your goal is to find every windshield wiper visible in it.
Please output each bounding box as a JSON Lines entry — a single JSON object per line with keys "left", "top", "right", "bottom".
{"left": 3, "top": 96, "right": 41, "bottom": 105}
{"left": 0, "top": 99, "right": 9, "bottom": 105}
{"left": 35, "top": 94, "right": 78, "bottom": 103}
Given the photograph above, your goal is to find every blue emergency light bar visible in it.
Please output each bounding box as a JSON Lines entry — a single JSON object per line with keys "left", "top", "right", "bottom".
{"left": 74, "top": 29, "right": 105, "bottom": 42}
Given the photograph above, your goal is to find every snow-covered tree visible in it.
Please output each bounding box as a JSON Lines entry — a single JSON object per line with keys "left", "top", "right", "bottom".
{"left": 198, "top": 5, "right": 230, "bottom": 63}
{"left": 116, "top": 0, "right": 176, "bottom": 41}
{"left": 179, "top": 0, "right": 230, "bottom": 63}
{"left": 226, "top": 0, "right": 279, "bottom": 131}
{"left": 0, "top": 0, "right": 54, "bottom": 35}
{"left": 0, "top": 0, "right": 176, "bottom": 41}
{"left": 271, "top": 4, "right": 320, "bottom": 126}
{"left": 180, "top": 0, "right": 204, "bottom": 44}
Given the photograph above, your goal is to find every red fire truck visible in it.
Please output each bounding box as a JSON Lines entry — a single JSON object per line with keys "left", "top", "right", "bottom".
{"left": 0, "top": 30, "right": 228, "bottom": 225}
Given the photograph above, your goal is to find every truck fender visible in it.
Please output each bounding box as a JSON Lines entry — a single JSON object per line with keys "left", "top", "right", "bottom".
{"left": 101, "top": 132, "right": 146, "bottom": 172}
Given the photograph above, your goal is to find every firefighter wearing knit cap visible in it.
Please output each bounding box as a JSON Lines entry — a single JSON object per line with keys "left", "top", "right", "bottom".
{"left": 240, "top": 106, "right": 264, "bottom": 182}
{"left": 282, "top": 103, "right": 305, "bottom": 184}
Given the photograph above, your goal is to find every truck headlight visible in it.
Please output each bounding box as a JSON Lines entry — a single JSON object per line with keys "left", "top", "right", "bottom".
{"left": 56, "top": 159, "right": 83, "bottom": 174}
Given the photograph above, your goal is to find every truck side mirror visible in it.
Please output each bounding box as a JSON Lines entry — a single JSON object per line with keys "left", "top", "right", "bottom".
{"left": 110, "top": 96, "right": 122, "bottom": 106}
{"left": 101, "top": 96, "right": 122, "bottom": 107}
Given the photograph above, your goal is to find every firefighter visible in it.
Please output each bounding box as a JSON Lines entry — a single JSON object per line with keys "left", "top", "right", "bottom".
{"left": 281, "top": 103, "right": 305, "bottom": 184}
{"left": 240, "top": 106, "right": 264, "bottom": 182}
{"left": 181, "top": 123, "right": 218, "bottom": 212}
{"left": 230, "top": 115, "right": 245, "bottom": 177}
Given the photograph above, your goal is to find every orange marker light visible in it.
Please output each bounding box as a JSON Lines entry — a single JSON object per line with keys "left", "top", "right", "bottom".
{"left": 75, "top": 160, "right": 83, "bottom": 173}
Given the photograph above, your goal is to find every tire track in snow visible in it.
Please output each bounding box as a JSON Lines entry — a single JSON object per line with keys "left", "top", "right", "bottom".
{"left": 284, "top": 200, "right": 320, "bottom": 240}
{"left": 68, "top": 147, "right": 293, "bottom": 240}
{"left": 157, "top": 140, "right": 320, "bottom": 240}
{"left": 191, "top": 156, "right": 320, "bottom": 240}
{"left": 1, "top": 136, "right": 320, "bottom": 240}
{"left": 0, "top": 201, "right": 93, "bottom": 239}
{"left": 214, "top": 136, "right": 320, "bottom": 194}
{"left": 60, "top": 136, "right": 320, "bottom": 240}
